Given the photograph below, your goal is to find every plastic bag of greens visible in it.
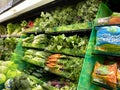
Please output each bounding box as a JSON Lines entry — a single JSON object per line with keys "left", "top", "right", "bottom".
{"left": 94, "top": 17, "right": 110, "bottom": 26}
{"left": 117, "top": 61, "right": 120, "bottom": 89}
{"left": 92, "top": 61, "right": 117, "bottom": 89}
{"left": 95, "top": 26, "right": 120, "bottom": 55}
{"left": 94, "top": 12, "right": 120, "bottom": 26}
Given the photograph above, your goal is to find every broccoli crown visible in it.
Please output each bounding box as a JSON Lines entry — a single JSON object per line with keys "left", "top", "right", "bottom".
{"left": 11, "top": 74, "right": 32, "bottom": 90}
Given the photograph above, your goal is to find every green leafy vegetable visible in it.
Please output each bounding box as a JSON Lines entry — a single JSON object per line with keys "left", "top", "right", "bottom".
{"left": 23, "top": 49, "right": 50, "bottom": 67}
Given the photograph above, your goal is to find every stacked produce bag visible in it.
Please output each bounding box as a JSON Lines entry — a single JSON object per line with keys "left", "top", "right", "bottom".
{"left": 95, "top": 12, "right": 120, "bottom": 26}
{"left": 92, "top": 12, "right": 120, "bottom": 89}
{"left": 94, "top": 12, "right": 120, "bottom": 56}
{"left": 92, "top": 58, "right": 120, "bottom": 89}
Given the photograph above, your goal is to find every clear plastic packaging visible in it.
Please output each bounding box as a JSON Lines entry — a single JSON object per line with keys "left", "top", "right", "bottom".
{"left": 95, "top": 26, "right": 120, "bottom": 56}
{"left": 92, "top": 61, "right": 117, "bottom": 89}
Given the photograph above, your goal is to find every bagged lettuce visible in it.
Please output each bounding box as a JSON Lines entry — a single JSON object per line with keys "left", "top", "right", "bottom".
{"left": 117, "top": 61, "right": 120, "bottom": 88}
{"left": 92, "top": 61, "right": 117, "bottom": 89}
{"left": 94, "top": 17, "right": 110, "bottom": 26}
{"left": 117, "top": 68, "right": 120, "bottom": 87}
{"left": 109, "top": 17, "right": 120, "bottom": 25}
{"left": 94, "top": 12, "right": 120, "bottom": 26}
{"left": 95, "top": 26, "right": 120, "bottom": 55}
{"left": 112, "top": 12, "right": 120, "bottom": 17}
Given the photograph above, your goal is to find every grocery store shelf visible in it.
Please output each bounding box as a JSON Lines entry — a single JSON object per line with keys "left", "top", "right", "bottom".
{"left": 23, "top": 46, "right": 44, "bottom": 51}
{"left": 95, "top": 24, "right": 120, "bottom": 27}
{"left": 44, "top": 50, "right": 85, "bottom": 58}
{"left": 92, "top": 81, "right": 113, "bottom": 90}
{"left": 92, "top": 51, "right": 120, "bottom": 57}
{"left": 23, "top": 46, "right": 85, "bottom": 57}
{"left": 0, "top": 0, "right": 55, "bottom": 23}
{"left": 0, "top": 29, "right": 91, "bottom": 38}
{"left": 45, "top": 29, "right": 92, "bottom": 35}
{"left": 0, "top": 35, "right": 20, "bottom": 38}
{"left": 23, "top": 29, "right": 91, "bottom": 35}
{"left": 23, "top": 31, "right": 45, "bottom": 35}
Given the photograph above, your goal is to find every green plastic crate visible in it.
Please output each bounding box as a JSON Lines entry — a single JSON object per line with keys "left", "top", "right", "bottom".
{"left": 77, "top": 3, "right": 112, "bottom": 90}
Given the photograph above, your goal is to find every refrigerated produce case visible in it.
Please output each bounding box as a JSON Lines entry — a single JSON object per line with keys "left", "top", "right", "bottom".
{"left": 0, "top": 0, "right": 119, "bottom": 90}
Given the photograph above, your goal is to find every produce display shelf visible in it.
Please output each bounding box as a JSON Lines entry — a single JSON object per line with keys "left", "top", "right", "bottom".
{"left": 23, "top": 31, "right": 45, "bottom": 35}
{"left": 1, "top": 0, "right": 112, "bottom": 90}
{"left": 44, "top": 68, "right": 74, "bottom": 81}
{"left": 44, "top": 50, "right": 85, "bottom": 58}
{"left": 77, "top": 3, "right": 113, "bottom": 90}
{"left": 92, "top": 51, "right": 120, "bottom": 57}
{"left": 23, "top": 46, "right": 44, "bottom": 51}
{"left": 23, "top": 29, "right": 91, "bottom": 35}
{"left": 0, "top": 29, "right": 91, "bottom": 38}
{"left": 0, "top": 0, "right": 55, "bottom": 23}
{"left": 95, "top": 24, "right": 120, "bottom": 27}
{"left": 0, "top": 35, "right": 21, "bottom": 38}
{"left": 23, "top": 46, "right": 85, "bottom": 58}
{"left": 45, "top": 29, "right": 92, "bottom": 35}
{"left": 92, "top": 81, "right": 113, "bottom": 90}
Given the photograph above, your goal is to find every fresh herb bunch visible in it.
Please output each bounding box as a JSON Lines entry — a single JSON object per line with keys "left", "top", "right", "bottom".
{"left": 3, "top": 38, "right": 19, "bottom": 60}
{"left": 22, "top": 34, "right": 88, "bottom": 56}
{"left": 10, "top": 74, "right": 32, "bottom": 90}
{"left": 76, "top": 0, "right": 102, "bottom": 22}
{"left": 51, "top": 6, "right": 77, "bottom": 26}
{"left": 23, "top": 49, "right": 50, "bottom": 67}
{"left": 22, "top": 34, "right": 47, "bottom": 48}
{"left": 37, "top": 12, "right": 56, "bottom": 31}
{"left": 0, "top": 25, "right": 7, "bottom": 35}
{"left": 45, "top": 34, "right": 88, "bottom": 56}
{"left": 21, "top": 20, "right": 28, "bottom": 27}
{"left": 7, "top": 23, "right": 21, "bottom": 35}
{"left": 32, "top": 0, "right": 101, "bottom": 31}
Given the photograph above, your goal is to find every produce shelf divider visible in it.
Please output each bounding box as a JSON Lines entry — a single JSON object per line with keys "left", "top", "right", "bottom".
{"left": 95, "top": 24, "right": 120, "bottom": 27}
{"left": 23, "top": 46, "right": 85, "bottom": 58}
{"left": 45, "top": 29, "right": 92, "bottom": 35}
{"left": 77, "top": 3, "right": 113, "bottom": 90}
{"left": 23, "top": 31, "right": 45, "bottom": 35}
{"left": 0, "top": 35, "right": 21, "bottom": 38}
{"left": 23, "top": 29, "right": 92, "bottom": 36}
{"left": 92, "top": 51, "right": 120, "bottom": 57}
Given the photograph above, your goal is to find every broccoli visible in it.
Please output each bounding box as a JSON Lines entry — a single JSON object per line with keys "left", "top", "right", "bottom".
{"left": 11, "top": 74, "right": 32, "bottom": 90}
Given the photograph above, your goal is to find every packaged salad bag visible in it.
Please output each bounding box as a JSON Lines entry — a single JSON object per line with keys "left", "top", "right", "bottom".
{"left": 92, "top": 61, "right": 117, "bottom": 89}
{"left": 95, "top": 26, "right": 120, "bottom": 55}
{"left": 94, "top": 12, "right": 120, "bottom": 26}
